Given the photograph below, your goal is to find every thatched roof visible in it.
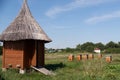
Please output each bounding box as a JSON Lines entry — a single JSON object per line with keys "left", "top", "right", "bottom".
{"left": 0, "top": 0, "right": 52, "bottom": 42}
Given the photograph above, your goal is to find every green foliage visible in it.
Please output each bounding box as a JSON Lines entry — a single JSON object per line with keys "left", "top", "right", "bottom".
{"left": 80, "top": 42, "right": 95, "bottom": 53}
{"left": 95, "top": 42, "right": 105, "bottom": 51}
{"left": 1, "top": 54, "right": 120, "bottom": 80}
{"left": 105, "top": 64, "right": 120, "bottom": 71}
{"left": 76, "top": 44, "right": 81, "bottom": 51}
{"left": 75, "top": 41, "right": 120, "bottom": 53}
{"left": 105, "top": 48, "right": 120, "bottom": 53}
{"left": 105, "top": 41, "right": 119, "bottom": 49}
{"left": 64, "top": 47, "right": 75, "bottom": 53}
{"left": 46, "top": 41, "right": 120, "bottom": 54}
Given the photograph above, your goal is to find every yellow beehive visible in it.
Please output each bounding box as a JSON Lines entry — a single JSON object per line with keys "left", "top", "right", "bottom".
{"left": 106, "top": 56, "right": 112, "bottom": 63}
{"left": 82, "top": 54, "right": 88, "bottom": 60}
{"left": 68, "top": 54, "right": 74, "bottom": 61}
{"left": 88, "top": 54, "right": 94, "bottom": 59}
{"left": 76, "top": 55, "right": 82, "bottom": 61}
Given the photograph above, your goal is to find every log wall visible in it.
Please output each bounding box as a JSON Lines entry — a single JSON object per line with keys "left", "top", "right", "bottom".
{"left": 2, "top": 40, "right": 45, "bottom": 69}
{"left": 3, "top": 41, "right": 24, "bottom": 69}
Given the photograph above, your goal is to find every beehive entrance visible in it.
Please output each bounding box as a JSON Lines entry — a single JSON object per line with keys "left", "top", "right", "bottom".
{"left": 24, "top": 40, "right": 36, "bottom": 68}
{"left": 35, "top": 41, "right": 45, "bottom": 67}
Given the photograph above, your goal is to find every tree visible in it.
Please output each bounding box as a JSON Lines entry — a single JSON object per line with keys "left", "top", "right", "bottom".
{"left": 81, "top": 42, "right": 95, "bottom": 52}
{"left": 65, "top": 47, "right": 74, "bottom": 52}
{"left": 76, "top": 44, "right": 81, "bottom": 51}
{"left": 105, "top": 41, "right": 119, "bottom": 49}
{"left": 86, "top": 46, "right": 94, "bottom": 52}
{"left": 118, "top": 42, "right": 120, "bottom": 48}
{"left": 95, "top": 42, "right": 105, "bottom": 50}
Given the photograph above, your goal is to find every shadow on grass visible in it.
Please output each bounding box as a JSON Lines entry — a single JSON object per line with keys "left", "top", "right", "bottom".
{"left": 45, "top": 62, "right": 65, "bottom": 71}
{"left": 0, "top": 75, "right": 5, "bottom": 80}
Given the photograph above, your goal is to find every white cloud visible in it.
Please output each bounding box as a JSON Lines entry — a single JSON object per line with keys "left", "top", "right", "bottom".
{"left": 45, "top": 0, "right": 116, "bottom": 17}
{"left": 85, "top": 11, "right": 120, "bottom": 24}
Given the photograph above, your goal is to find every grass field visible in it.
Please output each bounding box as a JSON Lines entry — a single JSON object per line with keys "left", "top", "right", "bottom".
{"left": 0, "top": 53, "right": 120, "bottom": 80}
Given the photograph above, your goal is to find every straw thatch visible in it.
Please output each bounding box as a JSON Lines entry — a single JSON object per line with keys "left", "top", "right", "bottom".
{"left": 0, "top": 0, "right": 51, "bottom": 42}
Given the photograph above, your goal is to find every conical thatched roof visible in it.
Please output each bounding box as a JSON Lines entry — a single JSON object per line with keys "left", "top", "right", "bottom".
{"left": 0, "top": 0, "right": 51, "bottom": 42}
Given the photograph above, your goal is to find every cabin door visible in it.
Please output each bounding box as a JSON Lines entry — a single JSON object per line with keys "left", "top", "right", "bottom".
{"left": 36, "top": 41, "right": 44, "bottom": 67}
{"left": 24, "top": 40, "right": 36, "bottom": 68}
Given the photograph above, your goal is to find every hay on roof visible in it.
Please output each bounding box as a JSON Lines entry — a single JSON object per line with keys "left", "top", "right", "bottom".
{"left": 0, "top": 0, "right": 51, "bottom": 42}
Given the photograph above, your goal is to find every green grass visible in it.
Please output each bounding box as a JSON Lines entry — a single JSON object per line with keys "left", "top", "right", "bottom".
{"left": 1, "top": 53, "right": 120, "bottom": 80}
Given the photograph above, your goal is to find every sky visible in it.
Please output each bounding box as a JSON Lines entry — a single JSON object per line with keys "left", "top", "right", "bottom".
{"left": 0, "top": 0, "right": 120, "bottom": 49}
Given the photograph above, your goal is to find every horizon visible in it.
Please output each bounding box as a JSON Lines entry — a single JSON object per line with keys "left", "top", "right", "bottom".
{"left": 0, "top": 0, "right": 120, "bottom": 49}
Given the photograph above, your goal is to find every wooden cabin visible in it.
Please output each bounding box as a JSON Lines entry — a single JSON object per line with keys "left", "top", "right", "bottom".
{"left": 0, "top": 0, "right": 51, "bottom": 73}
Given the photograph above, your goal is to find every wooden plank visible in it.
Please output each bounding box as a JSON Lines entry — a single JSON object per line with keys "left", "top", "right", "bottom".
{"left": 31, "top": 66, "right": 55, "bottom": 75}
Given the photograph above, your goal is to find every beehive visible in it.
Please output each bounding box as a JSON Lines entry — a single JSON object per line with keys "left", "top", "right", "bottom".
{"left": 68, "top": 54, "right": 74, "bottom": 61}
{"left": 82, "top": 54, "right": 88, "bottom": 60}
{"left": 106, "top": 56, "right": 112, "bottom": 63}
{"left": 76, "top": 54, "right": 82, "bottom": 61}
{"left": 88, "top": 54, "right": 94, "bottom": 59}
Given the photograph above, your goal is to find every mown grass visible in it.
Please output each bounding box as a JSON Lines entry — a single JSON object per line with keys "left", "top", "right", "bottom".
{"left": 0, "top": 53, "right": 120, "bottom": 80}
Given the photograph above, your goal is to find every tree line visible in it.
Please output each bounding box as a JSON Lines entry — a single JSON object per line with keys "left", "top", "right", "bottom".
{"left": 76, "top": 41, "right": 120, "bottom": 53}
{"left": 65, "top": 41, "right": 120, "bottom": 53}
{"left": 47, "top": 41, "right": 120, "bottom": 53}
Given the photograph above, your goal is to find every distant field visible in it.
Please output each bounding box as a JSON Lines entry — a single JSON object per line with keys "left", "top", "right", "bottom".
{"left": 0, "top": 53, "right": 120, "bottom": 80}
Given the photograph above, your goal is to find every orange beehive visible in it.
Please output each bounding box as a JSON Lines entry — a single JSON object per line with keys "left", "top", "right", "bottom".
{"left": 77, "top": 55, "right": 82, "bottom": 61}
{"left": 106, "top": 56, "right": 112, "bottom": 63}
{"left": 68, "top": 54, "right": 74, "bottom": 61}
{"left": 98, "top": 54, "right": 102, "bottom": 59}
{"left": 88, "top": 54, "right": 94, "bottom": 59}
{"left": 82, "top": 54, "right": 88, "bottom": 60}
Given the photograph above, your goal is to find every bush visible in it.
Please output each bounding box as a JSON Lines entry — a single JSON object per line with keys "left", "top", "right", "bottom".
{"left": 64, "top": 47, "right": 75, "bottom": 53}
{"left": 105, "top": 48, "right": 120, "bottom": 53}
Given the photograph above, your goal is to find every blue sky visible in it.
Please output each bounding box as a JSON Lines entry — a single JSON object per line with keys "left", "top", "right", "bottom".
{"left": 0, "top": 0, "right": 120, "bottom": 48}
